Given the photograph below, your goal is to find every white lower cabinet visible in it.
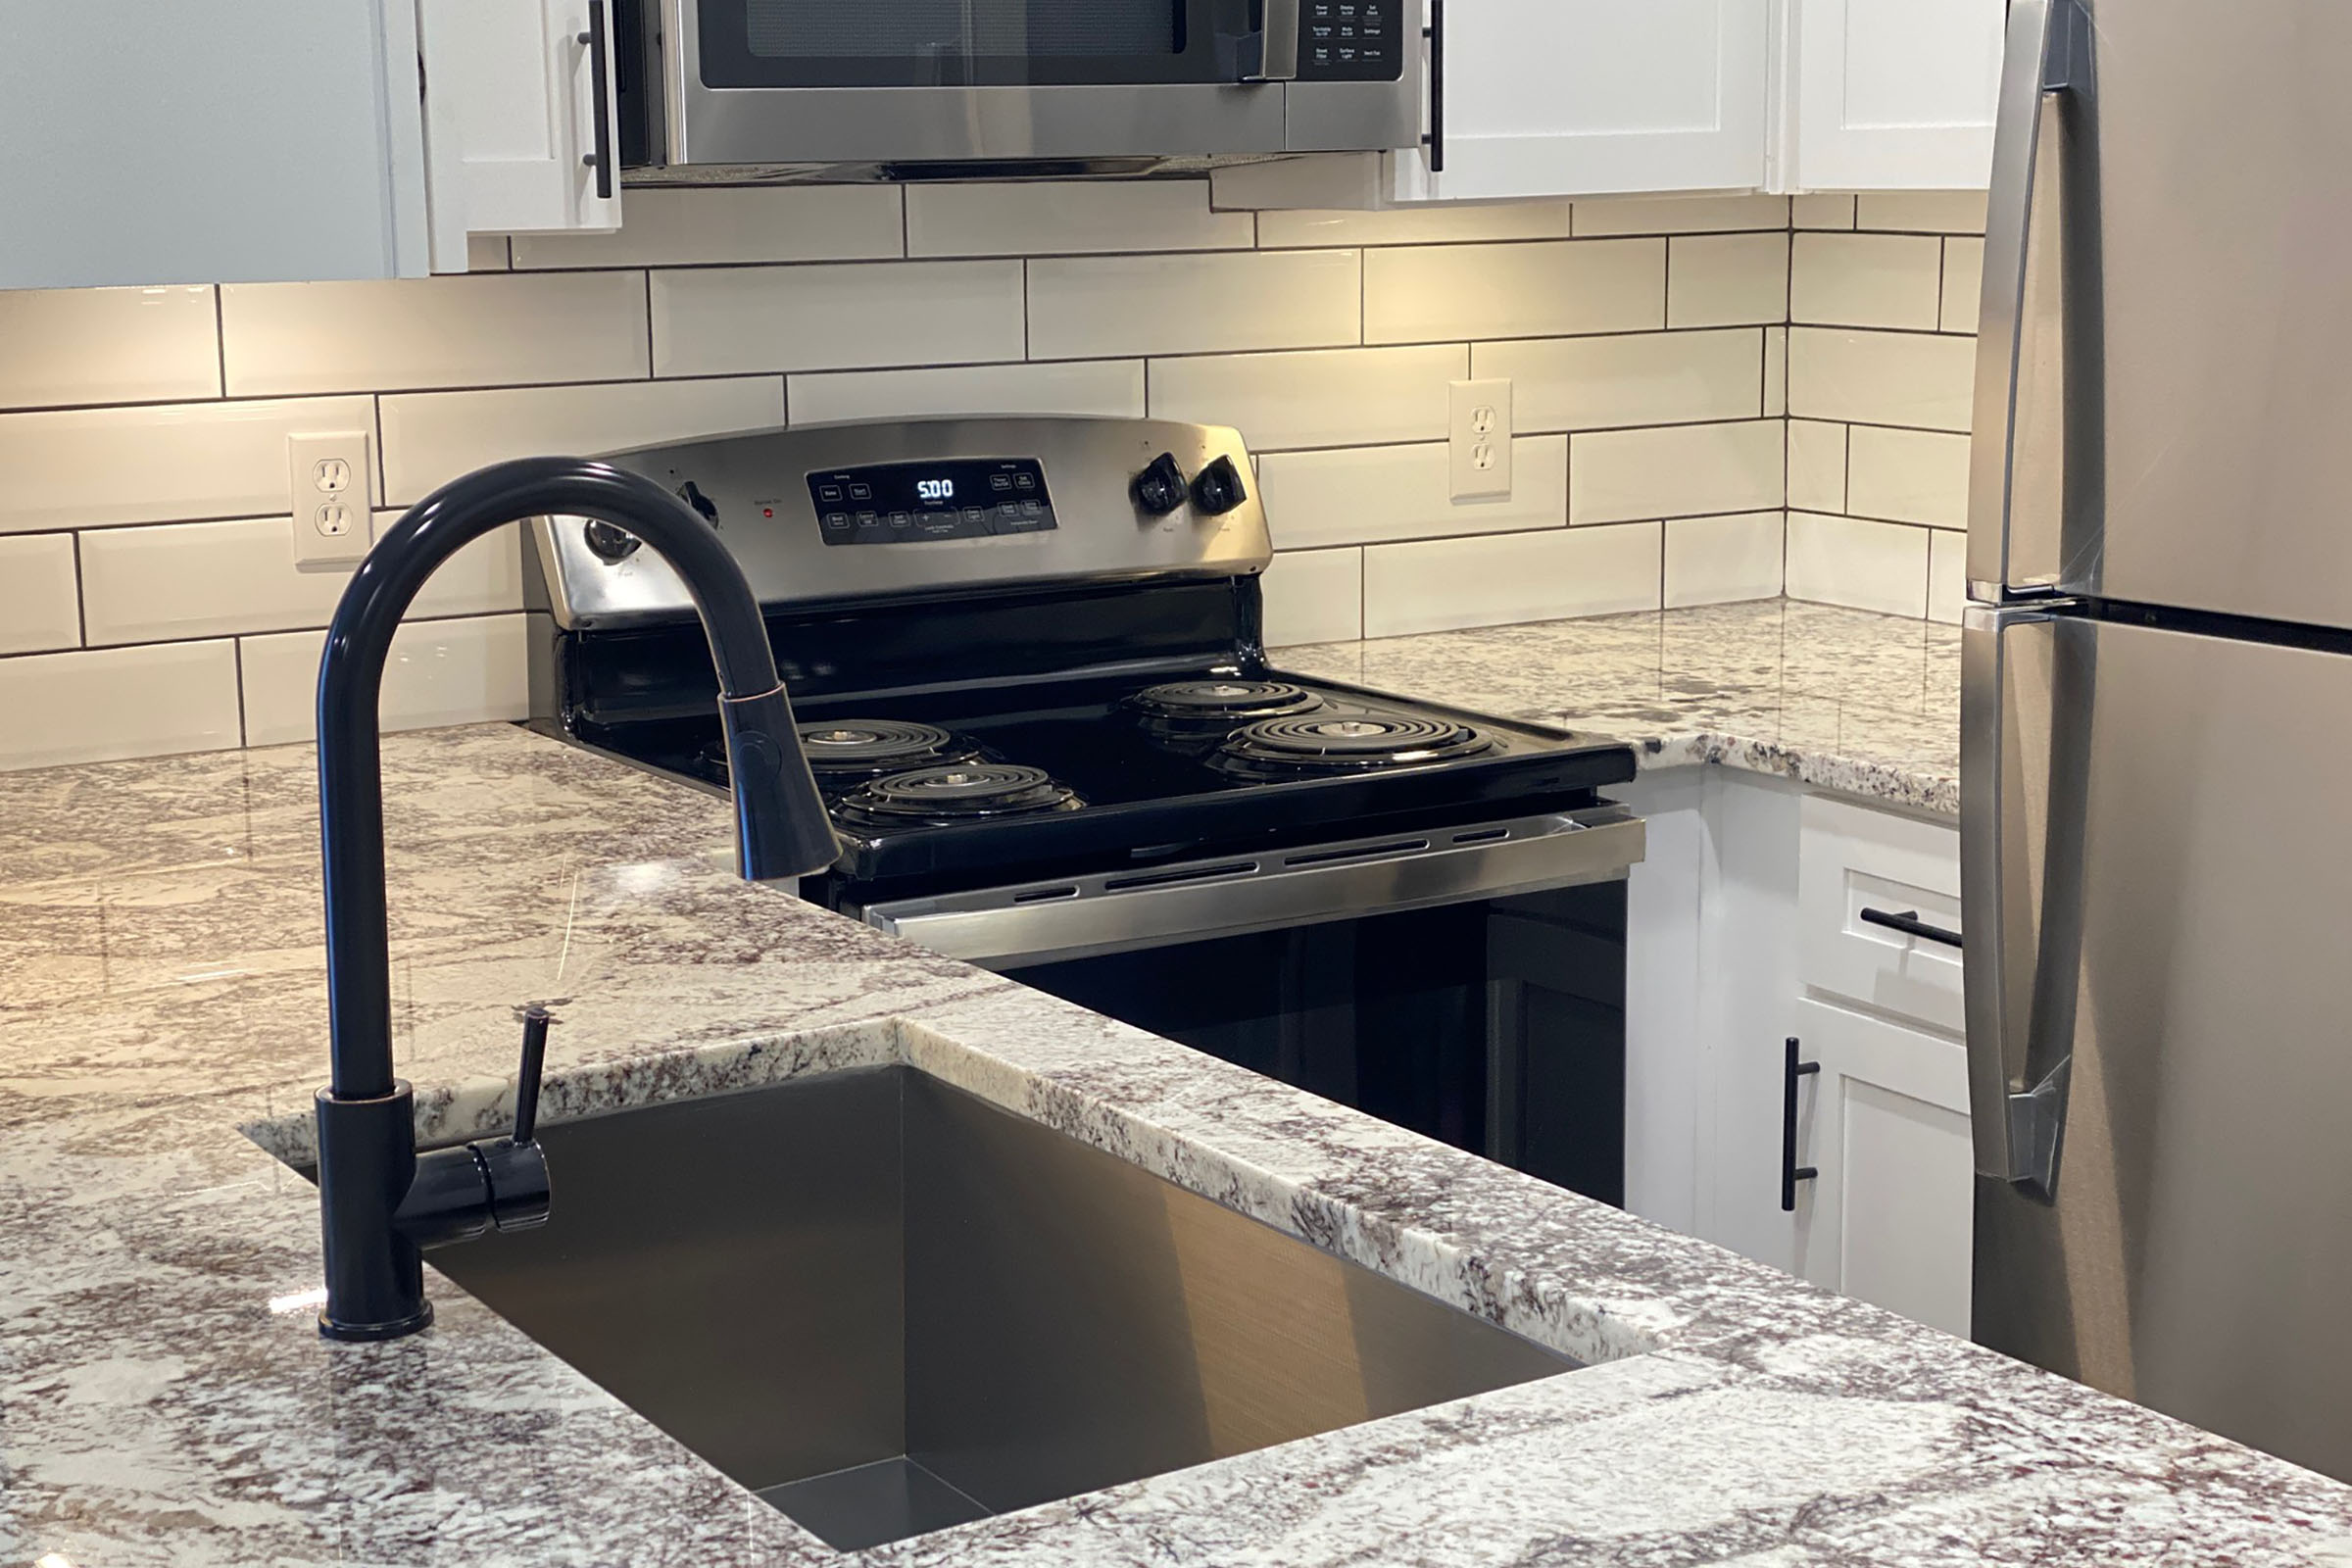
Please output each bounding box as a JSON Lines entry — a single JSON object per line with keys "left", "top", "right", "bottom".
{"left": 1785, "top": 996, "right": 1974, "bottom": 1336}
{"left": 1619, "top": 769, "right": 1975, "bottom": 1338}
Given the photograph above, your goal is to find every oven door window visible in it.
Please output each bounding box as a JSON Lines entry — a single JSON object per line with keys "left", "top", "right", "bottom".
{"left": 1003, "top": 885, "right": 1628, "bottom": 1206}
{"left": 702, "top": 0, "right": 1251, "bottom": 87}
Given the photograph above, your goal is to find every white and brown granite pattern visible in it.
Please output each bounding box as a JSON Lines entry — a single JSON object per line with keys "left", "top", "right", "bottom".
{"left": 5, "top": 718, "right": 2348, "bottom": 1567}
{"left": 1278, "top": 600, "right": 1964, "bottom": 818}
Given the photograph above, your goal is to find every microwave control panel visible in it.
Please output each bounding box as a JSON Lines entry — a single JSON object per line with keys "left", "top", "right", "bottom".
{"left": 806, "top": 457, "right": 1058, "bottom": 546}
{"left": 1298, "top": 0, "right": 1404, "bottom": 79}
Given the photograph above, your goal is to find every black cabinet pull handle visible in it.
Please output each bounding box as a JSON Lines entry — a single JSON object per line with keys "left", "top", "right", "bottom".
{"left": 1781, "top": 1036, "right": 1820, "bottom": 1212}
{"left": 578, "top": 1, "right": 614, "bottom": 201}
{"left": 1859, "top": 906, "right": 1964, "bottom": 949}
{"left": 1421, "top": 0, "right": 1445, "bottom": 172}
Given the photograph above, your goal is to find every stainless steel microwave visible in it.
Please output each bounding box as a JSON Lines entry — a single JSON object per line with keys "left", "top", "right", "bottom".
{"left": 612, "top": 0, "right": 1427, "bottom": 177}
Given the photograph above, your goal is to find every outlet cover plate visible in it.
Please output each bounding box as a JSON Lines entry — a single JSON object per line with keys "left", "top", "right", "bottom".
{"left": 1449, "top": 379, "right": 1513, "bottom": 503}
{"left": 289, "top": 431, "right": 370, "bottom": 567}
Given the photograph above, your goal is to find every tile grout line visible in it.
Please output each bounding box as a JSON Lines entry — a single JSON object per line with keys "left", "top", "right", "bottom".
{"left": 231, "top": 636, "right": 249, "bottom": 747}
{"left": 71, "top": 531, "right": 88, "bottom": 649}
{"left": 212, "top": 286, "right": 229, "bottom": 399}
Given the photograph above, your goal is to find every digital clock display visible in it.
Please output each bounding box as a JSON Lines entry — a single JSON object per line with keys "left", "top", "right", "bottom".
{"left": 808, "top": 457, "right": 1055, "bottom": 547}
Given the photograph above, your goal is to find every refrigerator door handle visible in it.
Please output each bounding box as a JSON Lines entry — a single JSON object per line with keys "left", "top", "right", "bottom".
{"left": 1967, "top": 0, "right": 2092, "bottom": 602}
{"left": 1961, "top": 605, "right": 2082, "bottom": 1196}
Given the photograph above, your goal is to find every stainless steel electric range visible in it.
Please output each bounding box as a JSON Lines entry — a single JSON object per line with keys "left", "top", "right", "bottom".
{"left": 521, "top": 416, "right": 1643, "bottom": 1203}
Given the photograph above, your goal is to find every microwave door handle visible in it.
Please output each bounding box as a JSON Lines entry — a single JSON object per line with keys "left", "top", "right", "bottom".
{"left": 1967, "top": 0, "right": 2090, "bottom": 601}
{"left": 1246, "top": 0, "right": 1301, "bottom": 81}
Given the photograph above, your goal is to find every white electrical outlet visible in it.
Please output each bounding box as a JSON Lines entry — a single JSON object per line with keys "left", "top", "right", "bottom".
{"left": 1449, "top": 379, "right": 1513, "bottom": 503}
{"left": 289, "top": 431, "right": 371, "bottom": 566}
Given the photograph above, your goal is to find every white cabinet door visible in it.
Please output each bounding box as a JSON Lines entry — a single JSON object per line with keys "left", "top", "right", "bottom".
{"left": 418, "top": 0, "right": 623, "bottom": 270}
{"left": 1780, "top": 0, "right": 2003, "bottom": 191}
{"left": 0, "top": 0, "right": 429, "bottom": 289}
{"left": 1787, "top": 996, "right": 1974, "bottom": 1336}
{"left": 1392, "top": 0, "right": 1770, "bottom": 202}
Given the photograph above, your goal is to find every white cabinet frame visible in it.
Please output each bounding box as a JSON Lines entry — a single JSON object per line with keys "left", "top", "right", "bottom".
{"left": 418, "top": 0, "right": 624, "bottom": 271}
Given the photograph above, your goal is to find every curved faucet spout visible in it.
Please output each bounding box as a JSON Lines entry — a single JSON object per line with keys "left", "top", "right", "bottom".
{"left": 312, "top": 456, "right": 838, "bottom": 1341}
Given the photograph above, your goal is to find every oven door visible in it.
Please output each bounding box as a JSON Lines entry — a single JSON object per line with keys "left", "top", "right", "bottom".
{"left": 856, "top": 806, "right": 1642, "bottom": 1203}
{"left": 650, "top": 0, "right": 1417, "bottom": 166}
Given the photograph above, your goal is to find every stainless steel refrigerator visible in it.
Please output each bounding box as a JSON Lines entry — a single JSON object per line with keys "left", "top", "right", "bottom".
{"left": 1964, "top": 0, "right": 2352, "bottom": 1482}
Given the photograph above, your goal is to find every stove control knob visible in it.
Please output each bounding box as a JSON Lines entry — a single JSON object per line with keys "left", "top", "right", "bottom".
{"left": 1191, "top": 455, "right": 1250, "bottom": 516}
{"left": 582, "top": 518, "right": 640, "bottom": 564}
{"left": 1132, "top": 452, "right": 1189, "bottom": 516}
{"left": 676, "top": 480, "right": 719, "bottom": 525}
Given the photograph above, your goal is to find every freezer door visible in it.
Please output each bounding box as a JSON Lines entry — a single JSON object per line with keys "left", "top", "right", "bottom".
{"left": 1963, "top": 606, "right": 2352, "bottom": 1481}
{"left": 1970, "top": 0, "right": 2352, "bottom": 626}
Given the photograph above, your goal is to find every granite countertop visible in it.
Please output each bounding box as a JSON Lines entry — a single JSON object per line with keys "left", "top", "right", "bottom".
{"left": 5, "top": 718, "right": 2349, "bottom": 1562}
{"left": 1280, "top": 599, "right": 1964, "bottom": 817}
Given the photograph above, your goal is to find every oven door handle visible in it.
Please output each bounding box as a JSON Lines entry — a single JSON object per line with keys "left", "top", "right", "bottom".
{"left": 858, "top": 806, "right": 1645, "bottom": 968}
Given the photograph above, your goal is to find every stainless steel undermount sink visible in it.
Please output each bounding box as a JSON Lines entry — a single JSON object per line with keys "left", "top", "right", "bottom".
{"left": 415, "top": 1066, "right": 1578, "bottom": 1551}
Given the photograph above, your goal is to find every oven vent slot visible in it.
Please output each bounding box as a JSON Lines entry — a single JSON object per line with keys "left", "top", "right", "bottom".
{"left": 1450, "top": 827, "right": 1511, "bottom": 846}
{"left": 1282, "top": 839, "right": 1430, "bottom": 869}
{"left": 1102, "top": 861, "right": 1259, "bottom": 893}
{"left": 1012, "top": 886, "right": 1082, "bottom": 904}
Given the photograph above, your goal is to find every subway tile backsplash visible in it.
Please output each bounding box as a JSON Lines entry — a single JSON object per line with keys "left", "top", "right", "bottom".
{"left": 377, "top": 376, "right": 785, "bottom": 506}
{"left": 652, "top": 260, "right": 1026, "bottom": 376}
{"left": 1029, "top": 248, "right": 1361, "bottom": 359}
{"left": 1258, "top": 437, "right": 1570, "bottom": 549}
{"left": 220, "top": 272, "right": 653, "bottom": 396}
{"left": 1567, "top": 419, "right": 1784, "bottom": 526}
{"left": 0, "top": 536, "right": 81, "bottom": 656}
{"left": 1363, "top": 238, "right": 1664, "bottom": 343}
{"left": 1149, "top": 344, "right": 1466, "bottom": 451}
{"left": 0, "top": 284, "right": 220, "bottom": 410}
{"left": 0, "top": 180, "right": 1984, "bottom": 770}
{"left": 1473, "top": 328, "right": 1765, "bottom": 433}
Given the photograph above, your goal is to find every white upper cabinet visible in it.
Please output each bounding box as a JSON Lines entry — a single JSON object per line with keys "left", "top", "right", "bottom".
{"left": 0, "top": 0, "right": 431, "bottom": 290}
{"left": 1230, "top": 0, "right": 2003, "bottom": 209}
{"left": 0, "top": 0, "right": 620, "bottom": 291}
{"left": 1391, "top": 0, "right": 1771, "bottom": 203}
{"left": 417, "top": 0, "right": 625, "bottom": 271}
{"left": 1774, "top": 0, "right": 2005, "bottom": 192}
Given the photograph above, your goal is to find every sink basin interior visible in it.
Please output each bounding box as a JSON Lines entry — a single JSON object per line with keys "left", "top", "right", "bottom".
{"left": 420, "top": 1064, "right": 1578, "bottom": 1551}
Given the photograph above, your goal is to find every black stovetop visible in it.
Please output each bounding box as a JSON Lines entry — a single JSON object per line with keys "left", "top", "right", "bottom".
{"left": 593, "top": 665, "right": 1636, "bottom": 892}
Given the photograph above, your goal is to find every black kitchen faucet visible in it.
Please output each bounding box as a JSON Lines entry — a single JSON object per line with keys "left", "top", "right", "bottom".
{"left": 309, "top": 457, "right": 839, "bottom": 1342}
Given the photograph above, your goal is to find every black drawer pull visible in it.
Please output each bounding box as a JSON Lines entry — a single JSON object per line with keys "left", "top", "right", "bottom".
{"left": 1859, "top": 906, "right": 1963, "bottom": 949}
{"left": 1781, "top": 1036, "right": 1820, "bottom": 1213}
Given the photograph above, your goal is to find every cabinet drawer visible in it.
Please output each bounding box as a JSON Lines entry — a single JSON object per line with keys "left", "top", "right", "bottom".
{"left": 1797, "top": 794, "right": 1963, "bottom": 1035}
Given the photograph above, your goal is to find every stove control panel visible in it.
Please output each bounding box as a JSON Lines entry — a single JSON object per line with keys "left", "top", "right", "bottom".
{"left": 806, "top": 457, "right": 1057, "bottom": 547}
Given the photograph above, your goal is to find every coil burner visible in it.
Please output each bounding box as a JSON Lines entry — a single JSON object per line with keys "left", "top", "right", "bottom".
{"left": 835, "top": 762, "right": 1083, "bottom": 829}
{"left": 1128, "top": 679, "right": 1325, "bottom": 725}
{"left": 795, "top": 719, "right": 976, "bottom": 780}
{"left": 1218, "top": 711, "right": 1495, "bottom": 776}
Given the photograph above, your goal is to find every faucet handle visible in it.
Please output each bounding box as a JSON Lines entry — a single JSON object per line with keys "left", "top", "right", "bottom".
{"left": 393, "top": 1006, "right": 556, "bottom": 1248}
{"left": 481, "top": 1006, "right": 554, "bottom": 1234}
{"left": 513, "top": 1005, "right": 550, "bottom": 1144}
